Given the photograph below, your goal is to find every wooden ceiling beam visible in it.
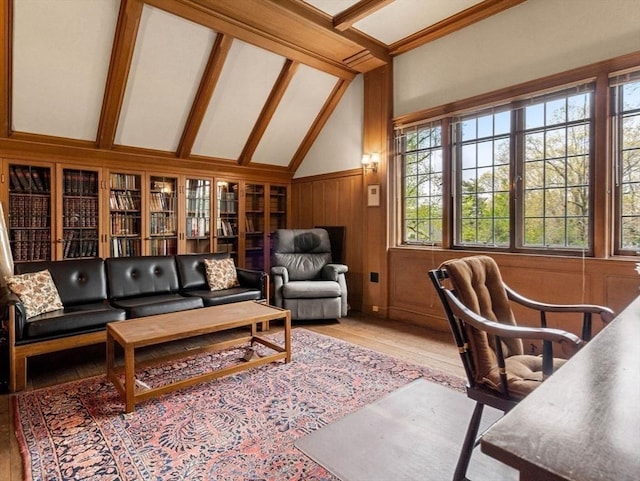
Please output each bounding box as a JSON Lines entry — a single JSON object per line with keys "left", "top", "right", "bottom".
{"left": 96, "top": 0, "right": 144, "bottom": 149}
{"left": 238, "top": 60, "right": 299, "bottom": 166}
{"left": 177, "top": 34, "right": 234, "bottom": 159}
{"left": 0, "top": 0, "right": 12, "bottom": 138}
{"left": 289, "top": 78, "right": 351, "bottom": 173}
{"left": 390, "top": 0, "right": 526, "bottom": 56}
{"left": 333, "top": 0, "right": 394, "bottom": 31}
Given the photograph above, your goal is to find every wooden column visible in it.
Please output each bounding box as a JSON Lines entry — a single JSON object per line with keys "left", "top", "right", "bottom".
{"left": 362, "top": 64, "right": 392, "bottom": 317}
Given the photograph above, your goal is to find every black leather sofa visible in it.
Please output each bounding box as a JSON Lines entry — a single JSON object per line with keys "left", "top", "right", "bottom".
{"left": 2, "top": 252, "right": 267, "bottom": 391}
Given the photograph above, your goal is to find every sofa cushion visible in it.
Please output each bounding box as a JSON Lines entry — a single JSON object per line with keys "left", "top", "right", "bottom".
{"left": 110, "top": 294, "right": 203, "bottom": 318}
{"left": 175, "top": 253, "right": 229, "bottom": 290}
{"left": 20, "top": 302, "right": 126, "bottom": 341}
{"left": 282, "top": 280, "right": 341, "bottom": 299}
{"left": 204, "top": 257, "right": 239, "bottom": 291}
{"left": 183, "top": 287, "right": 261, "bottom": 307}
{"left": 5, "top": 270, "right": 64, "bottom": 319}
{"left": 106, "top": 256, "right": 180, "bottom": 299}
{"left": 14, "top": 258, "right": 109, "bottom": 306}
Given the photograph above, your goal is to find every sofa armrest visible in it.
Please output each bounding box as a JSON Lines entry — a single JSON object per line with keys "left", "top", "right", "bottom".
{"left": 1, "top": 290, "right": 26, "bottom": 342}
{"left": 270, "top": 266, "right": 289, "bottom": 308}
{"left": 236, "top": 268, "right": 268, "bottom": 300}
{"left": 321, "top": 263, "right": 348, "bottom": 281}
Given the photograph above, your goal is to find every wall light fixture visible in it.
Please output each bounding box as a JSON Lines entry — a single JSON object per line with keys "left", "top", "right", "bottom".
{"left": 362, "top": 152, "right": 380, "bottom": 174}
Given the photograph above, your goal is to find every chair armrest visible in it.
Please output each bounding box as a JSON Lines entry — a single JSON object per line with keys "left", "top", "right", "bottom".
{"left": 271, "top": 266, "right": 289, "bottom": 283}
{"left": 444, "top": 288, "right": 583, "bottom": 347}
{"left": 321, "top": 263, "right": 348, "bottom": 281}
{"left": 504, "top": 283, "right": 615, "bottom": 341}
{"left": 236, "top": 268, "right": 268, "bottom": 299}
{"left": 270, "top": 266, "right": 289, "bottom": 308}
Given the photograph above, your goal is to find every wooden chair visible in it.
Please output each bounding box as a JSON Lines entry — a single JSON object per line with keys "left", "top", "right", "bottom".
{"left": 428, "top": 255, "right": 614, "bottom": 481}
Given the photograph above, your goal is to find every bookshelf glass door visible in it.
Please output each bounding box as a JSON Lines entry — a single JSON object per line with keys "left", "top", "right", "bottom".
{"left": 61, "top": 168, "right": 99, "bottom": 259}
{"left": 215, "top": 180, "right": 238, "bottom": 262}
{"left": 185, "top": 177, "right": 211, "bottom": 253}
{"left": 8, "top": 164, "right": 52, "bottom": 262}
{"left": 149, "top": 175, "right": 177, "bottom": 256}
{"left": 109, "top": 172, "right": 142, "bottom": 257}
{"left": 244, "top": 182, "right": 265, "bottom": 270}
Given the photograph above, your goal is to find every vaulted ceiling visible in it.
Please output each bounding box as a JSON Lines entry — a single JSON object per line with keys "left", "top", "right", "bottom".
{"left": 1, "top": 0, "right": 524, "bottom": 176}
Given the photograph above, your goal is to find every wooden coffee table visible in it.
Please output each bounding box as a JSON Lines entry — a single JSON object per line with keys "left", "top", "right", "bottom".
{"left": 106, "top": 301, "right": 291, "bottom": 412}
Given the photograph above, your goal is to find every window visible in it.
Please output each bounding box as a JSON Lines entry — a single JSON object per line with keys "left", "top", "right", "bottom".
{"left": 612, "top": 71, "right": 640, "bottom": 255}
{"left": 519, "top": 89, "right": 593, "bottom": 250}
{"left": 452, "top": 110, "right": 511, "bottom": 247}
{"left": 400, "top": 122, "right": 443, "bottom": 244}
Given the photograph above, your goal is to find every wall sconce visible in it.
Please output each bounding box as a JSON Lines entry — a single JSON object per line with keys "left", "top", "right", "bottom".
{"left": 362, "top": 152, "right": 380, "bottom": 174}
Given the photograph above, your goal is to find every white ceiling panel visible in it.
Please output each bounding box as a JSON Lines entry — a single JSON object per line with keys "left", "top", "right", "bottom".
{"left": 253, "top": 65, "right": 338, "bottom": 166}
{"left": 12, "top": 0, "right": 120, "bottom": 140}
{"left": 115, "top": 5, "right": 216, "bottom": 151}
{"left": 302, "top": 0, "right": 358, "bottom": 16}
{"left": 192, "top": 40, "right": 286, "bottom": 160}
{"left": 354, "top": 0, "right": 482, "bottom": 45}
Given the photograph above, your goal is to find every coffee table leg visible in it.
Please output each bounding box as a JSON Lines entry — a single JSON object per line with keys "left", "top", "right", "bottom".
{"left": 124, "top": 345, "right": 135, "bottom": 413}
{"left": 284, "top": 310, "right": 291, "bottom": 363}
{"left": 106, "top": 329, "right": 114, "bottom": 379}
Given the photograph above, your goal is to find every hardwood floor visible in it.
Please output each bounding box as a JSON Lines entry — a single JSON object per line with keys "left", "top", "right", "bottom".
{"left": 0, "top": 313, "right": 466, "bottom": 481}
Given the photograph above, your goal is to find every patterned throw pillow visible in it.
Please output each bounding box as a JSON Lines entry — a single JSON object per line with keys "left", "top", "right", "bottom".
{"left": 204, "top": 258, "right": 239, "bottom": 291}
{"left": 5, "top": 269, "right": 64, "bottom": 319}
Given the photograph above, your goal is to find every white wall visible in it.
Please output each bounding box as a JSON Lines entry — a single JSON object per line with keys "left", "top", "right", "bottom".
{"left": 394, "top": 0, "right": 640, "bottom": 117}
{"left": 294, "top": 74, "right": 364, "bottom": 178}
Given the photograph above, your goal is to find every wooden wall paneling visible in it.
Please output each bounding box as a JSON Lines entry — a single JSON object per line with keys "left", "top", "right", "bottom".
{"left": 388, "top": 247, "right": 639, "bottom": 340}
{"left": 0, "top": 0, "right": 11, "bottom": 138}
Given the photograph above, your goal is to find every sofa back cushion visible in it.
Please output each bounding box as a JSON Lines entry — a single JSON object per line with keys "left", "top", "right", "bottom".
{"left": 106, "top": 256, "right": 179, "bottom": 299}
{"left": 175, "top": 253, "right": 230, "bottom": 290}
{"left": 14, "top": 258, "right": 108, "bottom": 306}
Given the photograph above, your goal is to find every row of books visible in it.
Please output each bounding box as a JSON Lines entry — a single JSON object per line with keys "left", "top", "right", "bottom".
{"left": 186, "top": 195, "right": 210, "bottom": 216}
{"left": 111, "top": 238, "right": 141, "bottom": 258}
{"left": 63, "top": 198, "right": 98, "bottom": 228}
{"left": 150, "top": 213, "right": 176, "bottom": 236}
{"left": 9, "top": 166, "right": 50, "bottom": 193}
{"left": 186, "top": 216, "right": 210, "bottom": 238}
{"left": 63, "top": 170, "right": 98, "bottom": 196}
{"left": 110, "top": 173, "right": 140, "bottom": 190}
{"left": 63, "top": 231, "right": 99, "bottom": 258}
{"left": 110, "top": 191, "right": 141, "bottom": 211}
{"left": 216, "top": 242, "right": 236, "bottom": 254}
{"left": 111, "top": 213, "right": 140, "bottom": 236}
{"left": 218, "top": 220, "right": 237, "bottom": 237}
{"left": 150, "top": 192, "right": 176, "bottom": 212}
{"left": 9, "top": 195, "right": 50, "bottom": 228}
{"left": 149, "top": 239, "right": 177, "bottom": 256}
{"left": 245, "top": 197, "right": 265, "bottom": 211}
{"left": 11, "top": 230, "right": 51, "bottom": 261}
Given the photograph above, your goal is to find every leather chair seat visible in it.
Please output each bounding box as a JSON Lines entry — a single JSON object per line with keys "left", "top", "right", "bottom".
{"left": 282, "top": 281, "right": 342, "bottom": 299}
{"left": 110, "top": 294, "right": 203, "bottom": 318}
{"left": 21, "top": 302, "right": 126, "bottom": 341}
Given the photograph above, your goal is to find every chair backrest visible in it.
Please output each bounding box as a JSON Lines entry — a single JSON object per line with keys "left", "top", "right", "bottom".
{"left": 431, "top": 256, "right": 523, "bottom": 388}
{"left": 271, "top": 228, "right": 332, "bottom": 281}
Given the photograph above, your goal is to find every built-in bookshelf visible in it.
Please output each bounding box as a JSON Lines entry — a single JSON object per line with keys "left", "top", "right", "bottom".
{"left": 109, "top": 172, "right": 142, "bottom": 257}
{"left": 8, "top": 164, "right": 52, "bottom": 262}
{"left": 244, "top": 183, "right": 265, "bottom": 270}
{"left": 269, "top": 185, "right": 287, "bottom": 233}
{"left": 149, "top": 175, "right": 177, "bottom": 256}
{"left": 216, "top": 181, "right": 238, "bottom": 261}
{"left": 185, "top": 177, "right": 211, "bottom": 253}
{"left": 61, "top": 168, "right": 99, "bottom": 259}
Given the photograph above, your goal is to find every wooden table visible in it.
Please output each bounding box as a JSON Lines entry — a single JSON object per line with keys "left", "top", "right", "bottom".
{"left": 481, "top": 295, "right": 640, "bottom": 481}
{"left": 106, "top": 301, "right": 291, "bottom": 413}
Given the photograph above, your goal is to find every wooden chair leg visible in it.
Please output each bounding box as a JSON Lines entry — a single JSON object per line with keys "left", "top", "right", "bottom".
{"left": 453, "top": 402, "right": 484, "bottom": 481}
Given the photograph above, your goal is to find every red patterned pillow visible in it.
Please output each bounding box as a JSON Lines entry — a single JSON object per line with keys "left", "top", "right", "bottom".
{"left": 5, "top": 269, "right": 64, "bottom": 318}
{"left": 204, "top": 258, "right": 239, "bottom": 291}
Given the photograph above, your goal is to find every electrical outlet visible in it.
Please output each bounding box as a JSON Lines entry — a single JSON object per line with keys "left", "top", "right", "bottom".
{"left": 372, "top": 305, "right": 379, "bottom": 312}
{"left": 370, "top": 272, "right": 379, "bottom": 283}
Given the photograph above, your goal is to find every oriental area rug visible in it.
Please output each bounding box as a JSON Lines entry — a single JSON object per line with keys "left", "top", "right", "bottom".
{"left": 14, "top": 328, "right": 464, "bottom": 481}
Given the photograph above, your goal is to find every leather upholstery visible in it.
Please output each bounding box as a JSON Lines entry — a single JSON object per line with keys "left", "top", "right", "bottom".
{"left": 271, "top": 228, "right": 348, "bottom": 320}
{"left": 109, "top": 293, "right": 202, "bottom": 318}
{"left": 106, "top": 256, "right": 180, "bottom": 299}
